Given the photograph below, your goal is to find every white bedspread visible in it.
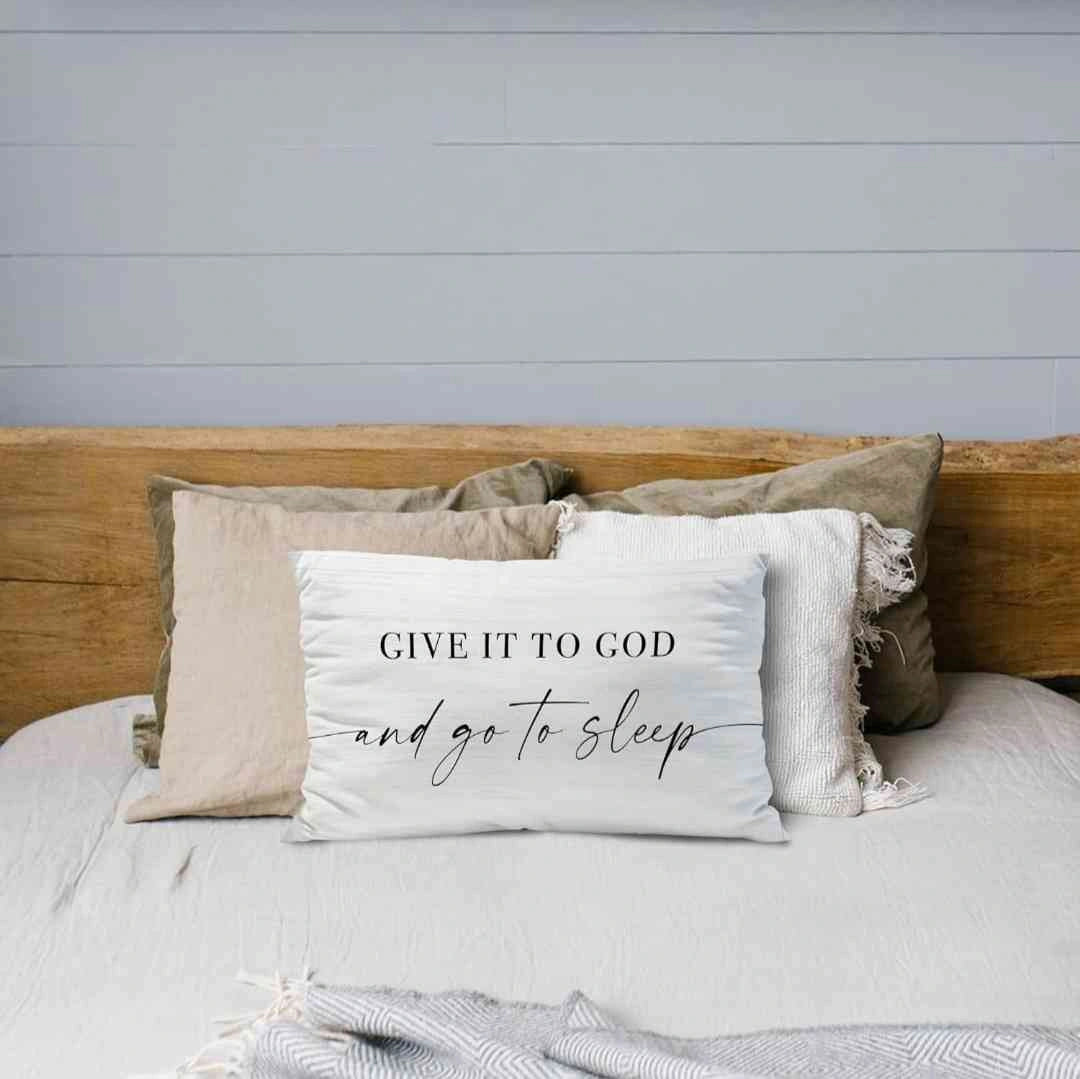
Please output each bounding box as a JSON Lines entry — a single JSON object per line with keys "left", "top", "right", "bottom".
{"left": 2, "top": 674, "right": 1078, "bottom": 1078}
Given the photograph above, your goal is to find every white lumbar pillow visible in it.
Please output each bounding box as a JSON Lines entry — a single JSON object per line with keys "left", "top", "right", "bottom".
{"left": 555, "top": 506, "right": 924, "bottom": 816}
{"left": 287, "top": 551, "right": 783, "bottom": 843}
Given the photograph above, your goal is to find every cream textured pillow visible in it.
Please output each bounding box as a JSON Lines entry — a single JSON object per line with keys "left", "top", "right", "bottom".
{"left": 555, "top": 508, "right": 923, "bottom": 816}
{"left": 287, "top": 551, "right": 783, "bottom": 843}
{"left": 124, "top": 494, "right": 563, "bottom": 822}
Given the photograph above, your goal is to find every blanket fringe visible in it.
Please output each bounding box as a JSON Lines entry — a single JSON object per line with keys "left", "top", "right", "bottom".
{"left": 132, "top": 970, "right": 314, "bottom": 1079}
{"left": 849, "top": 515, "right": 930, "bottom": 813}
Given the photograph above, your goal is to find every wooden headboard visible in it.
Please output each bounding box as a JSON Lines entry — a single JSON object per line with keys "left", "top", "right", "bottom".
{"left": 2, "top": 425, "right": 1079, "bottom": 741}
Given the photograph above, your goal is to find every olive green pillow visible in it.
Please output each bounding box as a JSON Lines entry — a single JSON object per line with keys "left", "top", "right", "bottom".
{"left": 136, "top": 459, "right": 571, "bottom": 766}
{"left": 567, "top": 434, "right": 944, "bottom": 733}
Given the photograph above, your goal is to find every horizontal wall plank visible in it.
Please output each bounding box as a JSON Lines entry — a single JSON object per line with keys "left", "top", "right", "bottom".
{"left": 1, "top": 359, "right": 1055, "bottom": 437}
{"left": 7, "top": 145, "right": 1078, "bottom": 254}
{"left": 505, "top": 35, "right": 1080, "bottom": 142}
{"left": 5, "top": 2, "right": 1080, "bottom": 32}
{"left": 3, "top": 254, "right": 1077, "bottom": 365}
{"left": 1054, "top": 359, "right": 1080, "bottom": 434}
{"left": 6, "top": 34, "right": 1080, "bottom": 145}
{"left": 1, "top": 35, "right": 505, "bottom": 144}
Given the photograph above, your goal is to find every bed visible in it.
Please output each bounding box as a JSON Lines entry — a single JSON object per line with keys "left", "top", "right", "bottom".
{"left": 1, "top": 426, "right": 1079, "bottom": 1077}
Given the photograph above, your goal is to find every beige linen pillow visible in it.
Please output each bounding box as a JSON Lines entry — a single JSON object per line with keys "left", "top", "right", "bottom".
{"left": 125, "top": 494, "right": 563, "bottom": 822}
{"left": 569, "top": 434, "right": 943, "bottom": 733}
{"left": 137, "top": 459, "right": 570, "bottom": 765}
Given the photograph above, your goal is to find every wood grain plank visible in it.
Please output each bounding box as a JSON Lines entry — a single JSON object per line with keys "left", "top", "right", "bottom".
{"left": 2, "top": 426, "right": 1080, "bottom": 738}
{"left": 4, "top": 256, "right": 1077, "bottom": 367}
{"left": 2, "top": 423, "right": 1077, "bottom": 463}
{"left": 0, "top": 580, "right": 160, "bottom": 735}
{"left": 926, "top": 472, "right": 1080, "bottom": 675}
{"left": 8, "top": 145, "right": 1077, "bottom": 254}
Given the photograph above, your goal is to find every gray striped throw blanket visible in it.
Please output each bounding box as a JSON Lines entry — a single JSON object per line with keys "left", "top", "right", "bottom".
{"left": 163, "top": 973, "right": 1080, "bottom": 1078}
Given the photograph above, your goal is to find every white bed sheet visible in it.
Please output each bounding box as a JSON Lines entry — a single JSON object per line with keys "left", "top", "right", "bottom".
{"left": 1, "top": 673, "right": 1078, "bottom": 1078}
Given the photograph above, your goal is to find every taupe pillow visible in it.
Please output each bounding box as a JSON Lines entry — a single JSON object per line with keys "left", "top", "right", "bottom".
{"left": 138, "top": 459, "right": 570, "bottom": 766}
{"left": 125, "top": 494, "right": 564, "bottom": 822}
{"left": 568, "top": 434, "right": 944, "bottom": 733}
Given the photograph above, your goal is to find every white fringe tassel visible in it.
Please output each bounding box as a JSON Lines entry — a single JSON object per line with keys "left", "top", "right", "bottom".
{"left": 850, "top": 514, "right": 931, "bottom": 812}
{"left": 549, "top": 499, "right": 578, "bottom": 558}
{"left": 861, "top": 777, "right": 931, "bottom": 812}
{"left": 130, "top": 970, "right": 317, "bottom": 1079}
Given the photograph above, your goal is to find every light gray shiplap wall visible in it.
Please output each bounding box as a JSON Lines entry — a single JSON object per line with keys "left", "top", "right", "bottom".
{"left": 2, "top": 2, "right": 1078, "bottom": 437}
